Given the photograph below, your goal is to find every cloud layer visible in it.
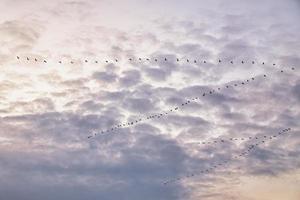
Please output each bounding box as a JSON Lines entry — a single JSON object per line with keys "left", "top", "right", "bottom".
{"left": 0, "top": 0, "right": 300, "bottom": 199}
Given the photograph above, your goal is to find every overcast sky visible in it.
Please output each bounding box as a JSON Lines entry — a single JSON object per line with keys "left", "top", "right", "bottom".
{"left": 0, "top": 0, "right": 300, "bottom": 199}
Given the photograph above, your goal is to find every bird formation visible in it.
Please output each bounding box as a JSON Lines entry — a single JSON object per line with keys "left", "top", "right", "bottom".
{"left": 87, "top": 66, "right": 296, "bottom": 139}
{"left": 184, "top": 134, "right": 285, "bottom": 147}
{"left": 163, "top": 128, "right": 292, "bottom": 185}
{"left": 16, "top": 55, "right": 280, "bottom": 66}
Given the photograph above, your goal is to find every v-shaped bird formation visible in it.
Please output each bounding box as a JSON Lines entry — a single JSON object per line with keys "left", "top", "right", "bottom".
{"left": 163, "top": 128, "right": 292, "bottom": 185}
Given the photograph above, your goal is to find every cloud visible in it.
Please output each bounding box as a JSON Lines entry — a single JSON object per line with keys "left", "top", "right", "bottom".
{"left": 0, "top": 0, "right": 299, "bottom": 199}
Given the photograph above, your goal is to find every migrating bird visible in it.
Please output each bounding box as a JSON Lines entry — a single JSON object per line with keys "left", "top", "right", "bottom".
{"left": 17, "top": 56, "right": 20, "bottom": 59}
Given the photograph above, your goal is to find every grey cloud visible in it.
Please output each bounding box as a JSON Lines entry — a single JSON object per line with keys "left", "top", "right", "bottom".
{"left": 144, "top": 67, "right": 168, "bottom": 81}
{"left": 292, "top": 82, "right": 300, "bottom": 101}
{"left": 92, "top": 71, "right": 118, "bottom": 83}
{"left": 118, "top": 70, "right": 141, "bottom": 87}
{"left": 123, "top": 97, "right": 155, "bottom": 113}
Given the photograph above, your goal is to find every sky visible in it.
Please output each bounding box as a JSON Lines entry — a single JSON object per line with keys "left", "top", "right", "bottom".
{"left": 0, "top": 0, "right": 300, "bottom": 199}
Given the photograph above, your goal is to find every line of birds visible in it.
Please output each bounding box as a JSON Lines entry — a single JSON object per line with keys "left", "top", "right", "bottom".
{"left": 163, "top": 128, "right": 292, "bottom": 185}
{"left": 184, "top": 133, "right": 285, "bottom": 147}
{"left": 16, "top": 55, "right": 279, "bottom": 66}
{"left": 87, "top": 66, "right": 296, "bottom": 139}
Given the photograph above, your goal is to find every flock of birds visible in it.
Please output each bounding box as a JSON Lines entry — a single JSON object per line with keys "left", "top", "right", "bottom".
{"left": 17, "top": 55, "right": 279, "bottom": 66}
{"left": 163, "top": 128, "right": 292, "bottom": 185}
{"left": 16, "top": 54, "right": 298, "bottom": 187}
{"left": 82, "top": 65, "right": 295, "bottom": 139}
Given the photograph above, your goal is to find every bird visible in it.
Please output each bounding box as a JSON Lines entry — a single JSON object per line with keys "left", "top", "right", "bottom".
{"left": 27, "top": 57, "right": 30, "bottom": 61}
{"left": 35, "top": 58, "right": 37, "bottom": 62}
{"left": 95, "top": 61, "right": 98, "bottom": 63}
{"left": 241, "top": 61, "right": 244, "bottom": 64}
{"left": 59, "top": 61, "right": 62, "bottom": 64}
{"left": 194, "top": 60, "right": 197, "bottom": 63}
{"left": 85, "top": 60, "right": 88, "bottom": 63}
{"left": 129, "top": 58, "right": 132, "bottom": 61}
{"left": 43, "top": 60, "right": 47, "bottom": 63}
{"left": 219, "top": 59, "right": 221, "bottom": 63}
{"left": 252, "top": 61, "right": 255, "bottom": 64}
{"left": 16, "top": 56, "right": 20, "bottom": 59}
{"left": 176, "top": 58, "right": 179, "bottom": 62}
{"left": 186, "top": 59, "right": 189, "bottom": 62}
{"left": 164, "top": 58, "right": 167, "bottom": 61}
{"left": 203, "top": 60, "right": 206, "bottom": 63}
